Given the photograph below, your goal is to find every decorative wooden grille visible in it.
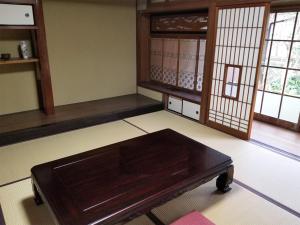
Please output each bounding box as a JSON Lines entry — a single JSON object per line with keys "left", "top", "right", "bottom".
{"left": 151, "top": 13, "right": 208, "bottom": 33}
{"left": 150, "top": 38, "right": 163, "bottom": 82}
{"left": 150, "top": 38, "right": 206, "bottom": 92}
{"left": 178, "top": 39, "right": 198, "bottom": 90}
{"left": 163, "top": 39, "right": 178, "bottom": 85}
{"left": 208, "top": 5, "right": 267, "bottom": 137}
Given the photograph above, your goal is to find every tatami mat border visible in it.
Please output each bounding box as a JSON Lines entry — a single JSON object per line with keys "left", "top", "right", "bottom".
{"left": 250, "top": 139, "right": 300, "bottom": 162}
{"left": 146, "top": 212, "right": 165, "bottom": 225}
{"left": 0, "top": 177, "right": 30, "bottom": 188}
{"left": 234, "top": 179, "right": 300, "bottom": 218}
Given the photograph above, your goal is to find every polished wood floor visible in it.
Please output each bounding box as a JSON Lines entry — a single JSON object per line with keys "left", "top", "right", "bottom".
{"left": 251, "top": 120, "right": 300, "bottom": 157}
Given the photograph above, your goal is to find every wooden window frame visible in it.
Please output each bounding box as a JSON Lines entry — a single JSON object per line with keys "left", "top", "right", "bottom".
{"left": 255, "top": 10, "right": 300, "bottom": 130}
{"left": 222, "top": 64, "right": 242, "bottom": 101}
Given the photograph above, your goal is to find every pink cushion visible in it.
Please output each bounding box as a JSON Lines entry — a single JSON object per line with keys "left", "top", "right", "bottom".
{"left": 169, "top": 211, "right": 215, "bottom": 225}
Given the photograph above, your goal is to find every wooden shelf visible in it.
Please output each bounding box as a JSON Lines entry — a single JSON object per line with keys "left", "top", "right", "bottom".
{"left": 0, "top": 58, "right": 39, "bottom": 65}
{"left": 140, "top": 81, "right": 201, "bottom": 104}
{"left": 0, "top": 94, "right": 164, "bottom": 147}
{"left": 0, "top": 25, "right": 38, "bottom": 30}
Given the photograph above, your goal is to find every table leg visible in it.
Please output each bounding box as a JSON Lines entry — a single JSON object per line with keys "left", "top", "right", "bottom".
{"left": 33, "top": 183, "right": 44, "bottom": 205}
{"left": 216, "top": 165, "right": 234, "bottom": 193}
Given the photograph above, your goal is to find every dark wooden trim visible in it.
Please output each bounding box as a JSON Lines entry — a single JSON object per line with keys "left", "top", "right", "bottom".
{"left": 254, "top": 113, "right": 300, "bottom": 131}
{"left": 0, "top": 204, "right": 5, "bottom": 225}
{"left": 215, "top": 1, "right": 270, "bottom": 8}
{"left": 200, "top": 2, "right": 217, "bottom": 124}
{"left": 145, "top": 1, "right": 210, "bottom": 14}
{"left": 222, "top": 64, "right": 243, "bottom": 101}
{"left": 0, "top": 0, "right": 35, "bottom": 4}
{"left": 151, "top": 33, "right": 206, "bottom": 40}
{"left": 139, "top": 81, "right": 201, "bottom": 103}
{"left": 137, "top": 13, "right": 151, "bottom": 83}
{"left": 32, "top": 0, "right": 54, "bottom": 115}
{"left": 271, "top": 3, "right": 300, "bottom": 12}
{"left": 0, "top": 25, "right": 38, "bottom": 30}
{"left": 0, "top": 94, "right": 164, "bottom": 147}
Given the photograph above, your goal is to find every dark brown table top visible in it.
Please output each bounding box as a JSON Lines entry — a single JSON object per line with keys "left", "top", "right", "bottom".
{"left": 31, "top": 129, "right": 232, "bottom": 225}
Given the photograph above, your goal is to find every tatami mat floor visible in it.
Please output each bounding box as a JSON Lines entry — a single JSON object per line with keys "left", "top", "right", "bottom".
{"left": 0, "top": 179, "right": 154, "bottom": 225}
{"left": 0, "top": 120, "right": 145, "bottom": 186}
{"left": 125, "top": 111, "right": 300, "bottom": 214}
{"left": 0, "top": 110, "right": 299, "bottom": 225}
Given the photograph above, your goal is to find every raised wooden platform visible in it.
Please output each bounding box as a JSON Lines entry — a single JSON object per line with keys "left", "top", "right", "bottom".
{"left": 0, "top": 94, "right": 163, "bottom": 147}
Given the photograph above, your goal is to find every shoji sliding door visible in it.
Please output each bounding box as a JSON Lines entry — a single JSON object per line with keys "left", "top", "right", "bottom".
{"left": 207, "top": 4, "right": 270, "bottom": 139}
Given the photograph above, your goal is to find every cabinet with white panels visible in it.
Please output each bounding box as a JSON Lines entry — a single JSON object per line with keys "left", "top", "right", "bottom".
{"left": 0, "top": 4, "right": 34, "bottom": 25}
{"left": 167, "top": 95, "right": 200, "bottom": 121}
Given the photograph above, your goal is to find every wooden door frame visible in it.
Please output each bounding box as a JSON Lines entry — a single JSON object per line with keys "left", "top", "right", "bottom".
{"left": 204, "top": 2, "right": 271, "bottom": 140}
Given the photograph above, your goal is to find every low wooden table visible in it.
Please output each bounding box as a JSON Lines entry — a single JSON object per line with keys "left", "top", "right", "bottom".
{"left": 31, "top": 129, "right": 234, "bottom": 225}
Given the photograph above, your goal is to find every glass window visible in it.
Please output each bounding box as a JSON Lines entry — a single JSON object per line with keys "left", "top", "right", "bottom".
{"left": 285, "top": 70, "right": 300, "bottom": 97}
{"left": 265, "top": 68, "right": 286, "bottom": 94}
{"left": 261, "top": 92, "right": 281, "bottom": 118}
{"left": 257, "top": 11, "right": 300, "bottom": 125}
{"left": 255, "top": 90, "right": 263, "bottom": 113}
{"left": 223, "top": 65, "right": 241, "bottom": 99}
{"left": 261, "top": 41, "right": 271, "bottom": 66}
{"left": 266, "top": 13, "right": 275, "bottom": 39}
{"left": 294, "top": 15, "right": 300, "bottom": 40}
{"left": 289, "top": 42, "right": 300, "bottom": 69}
{"left": 279, "top": 96, "right": 300, "bottom": 123}
{"left": 269, "top": 41, "right": 291, "bottom": 67}
{"left": 258, "top": 66, "right": 267, "bottom": 90}
{"left": 273, "top": 12, "right": 297, "bottom": 40}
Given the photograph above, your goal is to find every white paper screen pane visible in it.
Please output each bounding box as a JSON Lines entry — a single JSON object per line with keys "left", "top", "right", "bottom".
{"left": 218, "top": 10, "right": 223, "bottom": 27}
{"left": 261, "top": 92, "right": 281, "bottom": 117}
{"left": 248, "top": 8, "right": 254, "bottom": 26}
{"left": 209, "top": 5, "right": 266, "bottom": 135}
{"left": 279, "top": 96, "right": 300, "bottom": 123}
{"left": 255, "top": 90, "right": 263, "bottom": 113}
{"left": 258, "top": 7, "right": 265, "bottom": 27}
{"left": 243, "top": 8, "right": 249, "bottom": 27}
